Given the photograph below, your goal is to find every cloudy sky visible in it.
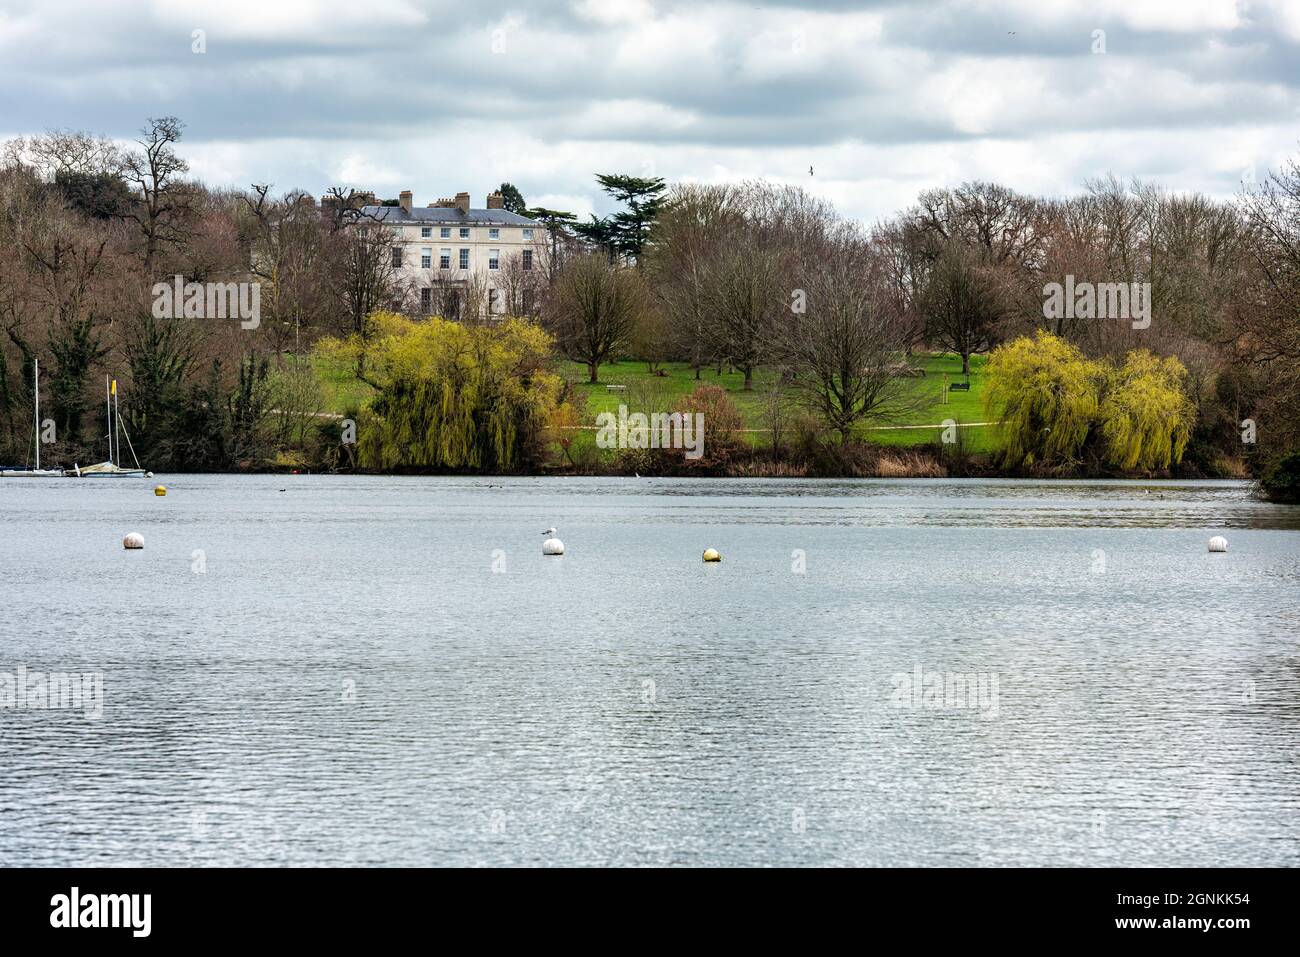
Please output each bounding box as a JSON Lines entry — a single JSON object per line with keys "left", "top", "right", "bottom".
{"left": 1, "top": 0, "right": 1297, "bottom": 222}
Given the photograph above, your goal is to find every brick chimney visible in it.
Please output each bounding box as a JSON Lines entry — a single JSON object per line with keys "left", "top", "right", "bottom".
{"left": 486, "top": 191, "right": 504, "bottom": 210}
{"left": 455, "top": 191, "right": 470, "bottom": 214}
{"left": 399, "top": 190, "right": 413, "bottom": 214}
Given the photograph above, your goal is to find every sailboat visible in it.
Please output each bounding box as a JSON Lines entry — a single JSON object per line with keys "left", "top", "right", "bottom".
{"left": 0, "top": 358, "right": 64, "bottom": 477}
{"left": 67, "top": 376, "right": 148, "bottom": 478}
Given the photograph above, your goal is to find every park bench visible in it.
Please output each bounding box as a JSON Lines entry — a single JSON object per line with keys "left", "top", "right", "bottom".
{"left": 949, "top": 382, "right": 971, "bottom": 392}
{"left": 605, "top": 384, "right": 627, "bottom": 393}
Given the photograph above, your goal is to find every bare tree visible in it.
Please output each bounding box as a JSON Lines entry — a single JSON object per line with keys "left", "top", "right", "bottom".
{"left": 702, "top": 240, "right": 782, "bottom": 391}
{"left": 1238, "top": 155, "right": 1300, "bottom": 363}
{"left": 919, "top": 241, "right": 1005, "bottom": 375}
{"left": 119, "top": 116, "right": 193, "bottom": 276}
{"left": 912, "top": 181, "right": 1046, "bottom": 271}
{"left": 779, "top": 226, "right": 911, "bottom": 443}
{"left": 627, "top": 304, "right": 671, "bottom": 374}
{"left": 545, "top": 253, "right": 649, "bottom": 382}
{"left": 1234, "top": 151, "right": 1300, "bottom": 458}
{"left": 242, "top": 185, "right": 333, "bottom": 355}
{"left": 648, "top": 183, "right": 738, "bottom": 378}
{"left": 330, "top": 219, "right": 408, "bottom": 334}
{"left": 498, "top": 248, "right": 546, "bottom": 318}
{"left": 5, "top": 180, "right": 127, "bottom": 445}
{"left": 460, "top": 270, "right": 492, "bottom": 326}
{"left": 28, "top": 130, "right": 121, "bottom": 180}
{"left": 320, "top": 186, "right": 380, "bottom": 232}
{"left": 873, "top": 218, "right": 930, "bottom": 353}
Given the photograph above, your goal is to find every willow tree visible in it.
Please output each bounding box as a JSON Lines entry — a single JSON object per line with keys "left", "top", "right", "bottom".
{"left": 1098, "top": 350, "right": 1195, "bottom": 471}
{"left": 318, "top": 312, "right": 568, "bottom": 471}
{"left": 985, "top": 331, "right": 1103, "bottom": 469}
{"left": 989, "top": 333, "right": 1197, "bottom": 474}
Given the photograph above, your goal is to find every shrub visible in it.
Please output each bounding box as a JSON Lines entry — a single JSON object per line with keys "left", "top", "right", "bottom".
{"left": 673, "top": 384, "right": 745, "bottom": 459}
{"left": 1259, "top": 451, "right": 1300, "bottom": 503}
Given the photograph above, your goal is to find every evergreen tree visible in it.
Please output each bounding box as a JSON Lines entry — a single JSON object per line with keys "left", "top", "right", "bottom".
{"left": 497, "top": 182, "right": 527, "bottom": 214}
{"left": 524, "top": 207, "right": 579, "bottom": 280}
{"left": 591, "top": 173, "right": 667, "bottom": 261}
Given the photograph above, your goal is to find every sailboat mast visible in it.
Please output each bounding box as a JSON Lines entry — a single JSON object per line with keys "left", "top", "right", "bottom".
{"left": 113, "top": 380, "right": 121, "bottom": 470}
{"left": 105, "top": 375, "right": 113, "bottom": 465}
{"left": 34, "top": 358, "right": 39, "bottom": 471}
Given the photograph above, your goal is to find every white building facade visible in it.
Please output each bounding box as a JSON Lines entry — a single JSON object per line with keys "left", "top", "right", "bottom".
{"left": 363, "top": 190, "right": 547, "bottom": 320}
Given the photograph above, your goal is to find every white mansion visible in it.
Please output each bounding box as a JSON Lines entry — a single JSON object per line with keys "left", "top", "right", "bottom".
{"left": 361, "top": 190, "right": 547, "bottom": 319}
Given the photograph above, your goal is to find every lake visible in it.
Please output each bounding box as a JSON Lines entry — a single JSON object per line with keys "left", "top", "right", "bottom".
{"left": 1, "top": 475, "right": 1298, "bottom": 866}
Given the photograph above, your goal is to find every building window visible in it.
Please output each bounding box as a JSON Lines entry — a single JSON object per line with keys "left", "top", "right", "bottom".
{"left": 459, "top": 248, "right": 470, "bottom": 270}
{"left": 447, "top": 290, "right": 461, "bottom": 321}
{"left": 488, "top": 249, "right": 499, "bottom": 270}
{"left": 421, "top": 248, "right": 432, "bottom": 269}
{"left": 522, "top": 289, "right": 534, "bottom": 314}
{"left": 523, "top": 228, "right": 533, "bottom": 241}
{"left": 522, "top": 249, "right": 533, "bottom": 271}
{"left": 459, "top": 227, "right": 470, "bottom": 239}
{"left": 391, "top": 247, "right": 402, "bottom": 268}
{"left": 420, "top": 288, "right": 431, "bottom": 312}
{"left": 421, "top": 226, "right": 432, "bottom": 238}
{"left": 488, "top": 288, "right": 499, "bottom": 313}
{"left": 488, "top": 227, "right": 500, "bottom": 240}
{"left": 440, "top": 227, "right": 450, "bottom": 239}
{"left": 440, "top": 248, "right": 451, "bottom": 269}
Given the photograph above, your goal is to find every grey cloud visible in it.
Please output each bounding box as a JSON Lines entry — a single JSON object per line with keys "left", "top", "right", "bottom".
{"left": 0, "top": 0, "right": 1296, "bottom": 222}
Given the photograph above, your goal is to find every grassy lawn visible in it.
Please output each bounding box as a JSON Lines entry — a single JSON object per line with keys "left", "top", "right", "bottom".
{"left": 306, "top": 346, "right": 1000, "bottom": 454}
{"left": 310, "top": 351, "right": 375, "bottom": 413}
{"left": 559, "top": 352, "right": 998, "bottom": 451}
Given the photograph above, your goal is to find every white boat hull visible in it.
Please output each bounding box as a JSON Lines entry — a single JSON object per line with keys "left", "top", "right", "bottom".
{"left": 67, "top": 462, "right": 147, "bottom": 478}
{"left": 1, "top": 469, "right": 65, "bottom": 477}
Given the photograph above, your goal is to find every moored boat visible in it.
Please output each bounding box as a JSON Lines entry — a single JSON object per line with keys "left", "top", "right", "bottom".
{"left": 64, "top": 377, "right": 149, "bottom": 478}
{"left": 1, "top": 359, "right": 64, "bottom": 477}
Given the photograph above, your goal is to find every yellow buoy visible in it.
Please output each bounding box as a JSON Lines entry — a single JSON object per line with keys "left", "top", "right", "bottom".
{"left": 154, "top": 485, "right": 167, "bottom": 496}
{"left": 702, "top": 548, "right": 721, "bottom": 562}
{"left": 123, "top": 532, "right": 145, "bottom": 549}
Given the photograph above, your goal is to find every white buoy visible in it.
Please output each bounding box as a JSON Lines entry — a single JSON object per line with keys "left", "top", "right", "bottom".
{"left": 703, "top": 548, "right": 721, "bottom": 562}
{"left": 542, "top": 527, "right": 564, "bottom": 555}
{"left": 1208, "top": 536, "right": 1228, "bottom": 553}
{"left": 123, "top": 532, "right": 145, "bottom": 550}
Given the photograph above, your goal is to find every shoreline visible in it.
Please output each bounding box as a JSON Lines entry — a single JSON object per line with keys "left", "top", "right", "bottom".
{"left": 23, "top": 468, "right": 1260, "bottom": 484}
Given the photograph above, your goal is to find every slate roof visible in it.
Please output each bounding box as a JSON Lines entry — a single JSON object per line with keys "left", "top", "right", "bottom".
{"left": 361, "top": 205, "right": 540, "bottom": 226}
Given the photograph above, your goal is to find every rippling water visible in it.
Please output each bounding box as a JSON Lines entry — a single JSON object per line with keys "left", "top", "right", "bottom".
{"left": 1, "top": 475, "right": 1298, "bottom": 866}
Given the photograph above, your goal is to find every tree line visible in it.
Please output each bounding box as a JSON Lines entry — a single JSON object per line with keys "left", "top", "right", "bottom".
{"left": 545, "top": 164, "right": 1300, "bottom": 487}
{"left": 1, "top": 115, "right": 1297, "bottom": 493}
